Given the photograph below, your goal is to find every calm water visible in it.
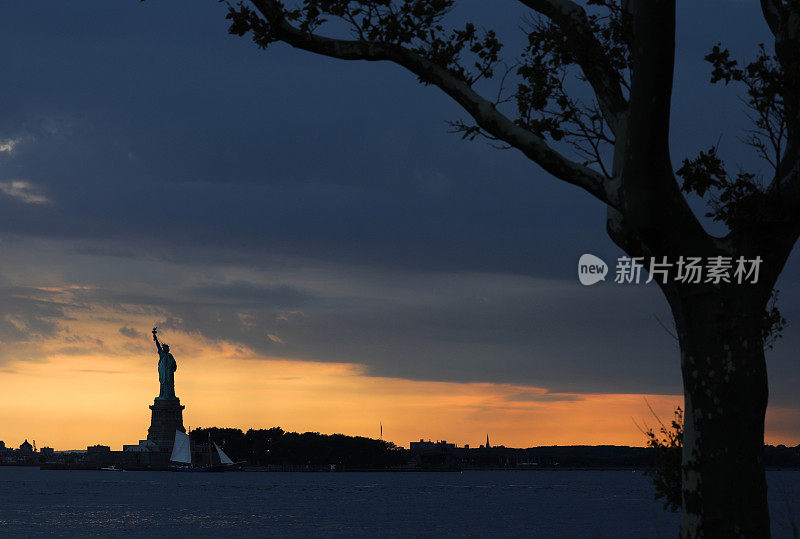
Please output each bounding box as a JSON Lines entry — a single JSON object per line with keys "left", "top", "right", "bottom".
{"left": 1, "top": 467, "right": 798, "bottom": 537}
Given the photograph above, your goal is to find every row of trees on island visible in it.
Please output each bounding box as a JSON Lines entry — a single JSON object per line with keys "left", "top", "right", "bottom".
{"left": 189, "top": 423, "right": 799, "bottom": 481}
{"left": 189, "top": 427, "right": 408, "bottom": 468}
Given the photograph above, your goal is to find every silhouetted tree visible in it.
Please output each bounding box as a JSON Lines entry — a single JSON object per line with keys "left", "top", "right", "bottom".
{"left": 191, "top": 426, "right": 407, "bottom": 467}
{"left": 643, "top": 406, "right": 683, "bottom": 513}
{"left": 217, "top": 1, "right": 800, "bottom": 536}
{"left": 244, "top": 426, "right": 285, "bottom": 463}
{"left": 190, "top": 427, "right": 249, "bottom": 459}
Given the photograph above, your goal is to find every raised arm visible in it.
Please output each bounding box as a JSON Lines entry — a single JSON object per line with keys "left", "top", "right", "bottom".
{"left": 152, "top": 327, "right": 162, "bottom": 352}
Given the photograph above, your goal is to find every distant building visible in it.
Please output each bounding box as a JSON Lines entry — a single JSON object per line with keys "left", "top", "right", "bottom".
{"left": 409, "top": 439, "right": 456, "bottom": 452}
{"left": 123, "top": 440, "right": 158, "bottom": 452}
{"left": 19, "top": 440, "right": 33, "bottom": 454}
{"left": 409, "top": 439, "right": 469, "bottom": 468}
{"left": 87, "top": 445, "right": 111, "bottom": 454}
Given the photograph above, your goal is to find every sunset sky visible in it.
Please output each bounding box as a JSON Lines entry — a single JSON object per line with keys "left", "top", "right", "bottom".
{"left": 1, "top": 1, "right": 798, "bottom": 451}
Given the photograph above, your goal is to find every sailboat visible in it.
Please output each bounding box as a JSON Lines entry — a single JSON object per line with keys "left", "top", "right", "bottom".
{"left": 169, "top": 429, "right": 235, "bottom": 472}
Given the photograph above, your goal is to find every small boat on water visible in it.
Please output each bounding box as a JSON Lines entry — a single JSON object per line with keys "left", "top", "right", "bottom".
{"left": 169, "top": 429, "right": 235, "bottom": 472}
{"left": 99, "top": 465, "right": 123, "bottom": 472}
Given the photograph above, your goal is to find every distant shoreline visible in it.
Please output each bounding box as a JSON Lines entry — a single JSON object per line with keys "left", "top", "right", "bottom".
{"left": 15, "top": 463, "right": 800, "bottom": 472}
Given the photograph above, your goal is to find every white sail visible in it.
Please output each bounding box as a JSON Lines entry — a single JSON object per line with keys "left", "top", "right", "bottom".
{"left": 214, "top": 442, "right": 234, "bottom": 465}
{"left": 170, "top": 430, "right": 191, "bottom": 464}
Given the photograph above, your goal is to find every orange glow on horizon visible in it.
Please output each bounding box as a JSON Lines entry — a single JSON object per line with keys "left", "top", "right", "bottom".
{"left": 0, "top": 310, "right": 796, "bottom": 451}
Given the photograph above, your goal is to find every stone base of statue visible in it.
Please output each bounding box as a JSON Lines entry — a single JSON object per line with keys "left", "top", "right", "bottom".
{"left": 146, "top": 398, "right": 186, "bottom": 451}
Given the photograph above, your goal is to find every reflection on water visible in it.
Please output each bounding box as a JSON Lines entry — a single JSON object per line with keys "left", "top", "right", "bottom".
{"left": 1, "top": 468, "right": 798, "bottom": 537}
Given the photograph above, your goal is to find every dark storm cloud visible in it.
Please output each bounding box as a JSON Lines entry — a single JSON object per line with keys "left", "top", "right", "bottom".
{"left": 0, "top": 1, "right": 608, "bottom": 277}
{"left": 0, "top": 1, "right": 773, "bottom": 274}
{"left": 0, "top": 1, "right": 797, "bottom": 405}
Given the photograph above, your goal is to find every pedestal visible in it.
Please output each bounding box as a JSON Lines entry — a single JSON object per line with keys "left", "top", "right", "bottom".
{"left": 147, "top": 398, "right": 185, "bottom": 452}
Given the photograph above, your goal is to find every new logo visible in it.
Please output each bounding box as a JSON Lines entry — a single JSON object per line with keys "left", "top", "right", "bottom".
{"left": 578, "top": 254, "right": 608, "bottom": 286}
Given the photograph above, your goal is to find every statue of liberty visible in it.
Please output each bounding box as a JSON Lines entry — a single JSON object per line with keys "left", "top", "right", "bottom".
{"left": 152, "top": 327, "right": 177, "bottom": 400}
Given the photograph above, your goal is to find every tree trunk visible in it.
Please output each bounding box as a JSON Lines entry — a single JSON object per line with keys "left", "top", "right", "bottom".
{"left": 668, "top": 287, "right": 770, "bottom": 538}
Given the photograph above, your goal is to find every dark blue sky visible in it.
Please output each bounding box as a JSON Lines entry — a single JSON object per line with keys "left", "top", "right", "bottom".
{"left": 1, "top": 1, "right": 798, "bottom": 410}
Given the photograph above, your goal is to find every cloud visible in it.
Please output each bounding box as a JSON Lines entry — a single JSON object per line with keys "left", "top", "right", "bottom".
{"left": 46, "top": 259, "right": 681, "bottom": 395}
{"left": 0, "top": 181, "right": 51, "bottom": 205}
{"left": 0, "top": 138, "right": 20, "bottom": 153}
{"left": 118, "top": 326, "right": 144, "bottom": 339}
{"left": 0, "top": 235, "right": 798, "bottom": 410}
{"left": 0, "top": 285, "right": 72, "bottom": 364}
{"left": 267, "top": 333, "right": 285, "bottom": 344}
{"left": 0, "top": 287, "right": 69, "bottom": 342}
{"left": 505, "top": 390, "right": 584, "bottom": 402}
{"left": 184, "top": 282, "right": 315, "bottom": 307}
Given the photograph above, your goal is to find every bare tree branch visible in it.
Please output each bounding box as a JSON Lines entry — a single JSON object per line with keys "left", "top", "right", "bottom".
{"left": 246, "top": 0, "right": 616, "bottom": 207}
{"left": 516, "top": 0, "right": 628, "bottom": 134}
